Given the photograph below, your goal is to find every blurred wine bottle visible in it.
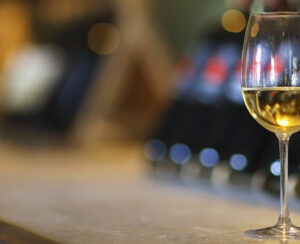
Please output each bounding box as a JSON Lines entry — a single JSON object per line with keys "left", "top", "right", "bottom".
{"left": 0, "top": 2, "right": 115, "bottom": 142}
{"left": 145, "top": 0, "right": 300, "bottom": 196}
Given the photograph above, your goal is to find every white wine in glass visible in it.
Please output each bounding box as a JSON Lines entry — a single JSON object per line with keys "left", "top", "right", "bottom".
{"left": 242, "top": 87, "right": 300, "bottom": 134}
{"left": 242, "top": 12, "right": 300, "bottom": 240}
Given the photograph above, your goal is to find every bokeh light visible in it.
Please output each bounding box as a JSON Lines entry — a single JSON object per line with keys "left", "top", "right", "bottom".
{"left": 170, "top": 143, "right": 191, "bottom": 164}
{"left": 87, "top": 23, "right": 120, "bottom": 55}
{"left": 221, "top": 9, "right": 246, "bottom": 33}
{"left": 230, "top": 154, "right": 247, "bottom": 171}
{"left": 270, "top": 159, "right": 280, "bottom": 176}
{"left": 144, "top": 139, "right": 166, "bottom": 161}
{"left": 199, "top": 148, "right": 219, "bottom": 168}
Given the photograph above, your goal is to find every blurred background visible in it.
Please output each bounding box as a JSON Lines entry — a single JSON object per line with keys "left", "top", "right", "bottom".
{"left": 1, "top": 0, "right": 300, "bottom": 200}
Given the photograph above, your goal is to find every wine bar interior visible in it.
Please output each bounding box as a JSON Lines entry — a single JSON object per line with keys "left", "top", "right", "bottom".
{"left": 0, "top": 0, "right": 299, "bottom": 243}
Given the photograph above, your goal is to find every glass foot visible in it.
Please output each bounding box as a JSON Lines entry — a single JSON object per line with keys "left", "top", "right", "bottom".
{"left": 244, "top": 224, "right": 300, "bottom": 240}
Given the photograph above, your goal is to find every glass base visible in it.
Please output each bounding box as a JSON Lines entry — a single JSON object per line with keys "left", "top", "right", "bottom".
{"left": 244, "top": 224, "right": 300, "bottom": 240}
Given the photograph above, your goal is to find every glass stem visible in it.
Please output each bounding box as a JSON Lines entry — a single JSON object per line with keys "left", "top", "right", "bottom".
{"left": 276, "top": 134, "right": 292, "bottom": 229}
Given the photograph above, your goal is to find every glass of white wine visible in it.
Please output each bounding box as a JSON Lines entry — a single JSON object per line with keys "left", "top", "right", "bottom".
{"left": 242, "top": 12, "right": 300, "bottom": 240}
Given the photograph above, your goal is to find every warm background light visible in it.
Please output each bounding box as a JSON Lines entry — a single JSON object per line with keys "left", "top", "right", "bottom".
{"left": 87, "top": 23, "right": 120, "bottom": 55}
{"left": 221, "top": 9, "right": 246, "bottom": 33}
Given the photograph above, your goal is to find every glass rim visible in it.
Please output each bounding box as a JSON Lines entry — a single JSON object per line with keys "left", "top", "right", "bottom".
{"left": 251, "top": 11, "right": 300, "bottom": 17}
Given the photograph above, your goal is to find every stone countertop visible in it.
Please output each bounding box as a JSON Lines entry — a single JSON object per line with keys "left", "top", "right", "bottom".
{"left": 0, "top": 142, "right": 298, "bottom": 244}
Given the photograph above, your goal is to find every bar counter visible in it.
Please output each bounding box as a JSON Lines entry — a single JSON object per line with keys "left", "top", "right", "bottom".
{"left": 0, "top": 142, "right": 298, "bottom": 243}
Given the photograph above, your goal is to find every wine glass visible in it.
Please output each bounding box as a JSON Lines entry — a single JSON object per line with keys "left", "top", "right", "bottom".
{"left": 242, "top": 12, "right": 300, "bottom": 240}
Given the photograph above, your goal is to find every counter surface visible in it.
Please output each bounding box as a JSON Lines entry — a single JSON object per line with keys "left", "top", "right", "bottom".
{"left": 0, "top": 142, "right": 298, "bottom": 244}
